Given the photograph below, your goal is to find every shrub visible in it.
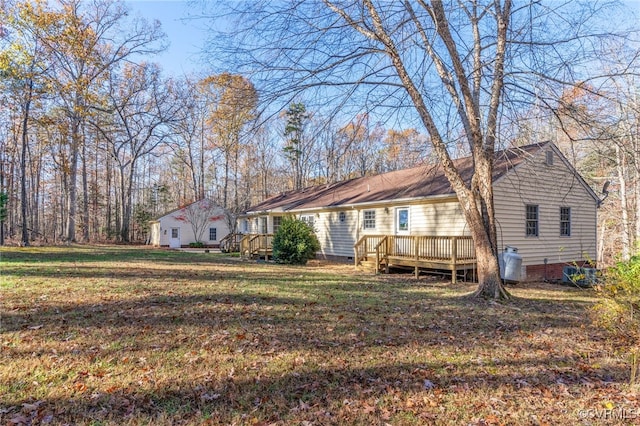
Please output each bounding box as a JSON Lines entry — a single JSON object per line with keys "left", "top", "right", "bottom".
{"left": 272, "top": 217, "right": 320, "bottom": 265}
{"left": 189, "top": 241, "right": 205, "bottom": 248}
{"left": 592, "top": 254, "right": 640, "bottom": 384}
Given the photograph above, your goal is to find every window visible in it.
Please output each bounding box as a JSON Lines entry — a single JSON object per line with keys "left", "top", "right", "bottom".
{"left": 560, "top": 207, "right": 571, "bottom": 237}
{"left": 363, "top": 210, "right": 376, "bottom": 229}
{"left": 171, "top": 228, "right": 179, "bottom": 238}
{"left": 526, "top": 205, "right": 539, "bottom": 237}
{"left": 209, "top": 227, "right": 217, "bottom": 241}
{"left": 339, "top": 211, "right": 346, "bottom": 223}
{"left": 273, "top": 216, "right": 282, "bottom": 233}
{"left": 243, "top": 219, "right": 248, "bottom": 233}
{"left": 300, "top": 215, "right": 315, "bottom": 228}
{"left": 397, "top": 208, "right": 409, "bottom": 232}
{"left": 260, "top": 217, "right": 268, "bottom": 234}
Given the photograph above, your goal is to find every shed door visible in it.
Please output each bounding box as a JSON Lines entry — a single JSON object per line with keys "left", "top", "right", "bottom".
{"left": 169, "top": 227, "right": 181, "bottom": 248}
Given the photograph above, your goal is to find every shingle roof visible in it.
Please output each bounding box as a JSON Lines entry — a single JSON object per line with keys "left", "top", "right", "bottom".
{"left": 245, "top": 142, "right": 550, "bottom": 213}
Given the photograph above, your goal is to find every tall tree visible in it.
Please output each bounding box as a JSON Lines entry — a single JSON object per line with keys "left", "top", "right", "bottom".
{"left": 204, "top": 0, "right": 637, "bottom": 299}
{"left": 32, "top": 0, "right": 165, "bottom": 242}
{"left": 283, "top": 102, "right": 310, "bottom": 190}
{"left": 201, "top": 73, "right": 257, "bottom": 214}
{"left": 92, "top": 62, "right": 177, "bottom": 242}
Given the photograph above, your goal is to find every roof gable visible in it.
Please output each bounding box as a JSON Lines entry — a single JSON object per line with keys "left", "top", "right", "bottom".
{"left": 153, "top": 198, "right": 224, "bottom": 221}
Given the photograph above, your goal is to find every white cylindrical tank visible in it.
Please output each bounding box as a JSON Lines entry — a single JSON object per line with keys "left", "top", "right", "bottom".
{"left": 499, "top": 246, "right": 523, "bottom": 282}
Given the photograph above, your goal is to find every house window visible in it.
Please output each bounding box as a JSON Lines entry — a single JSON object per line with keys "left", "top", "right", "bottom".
{"left": 243, "top": 219, "right": 248, "bottom": 233}
{"left": 363, "top": 210, "right": 376, "bottom": 230}
{"left": 560, "top": 207, "right": 571, "bottom": 237}
{"left": 339, "top": 211, "right": 346, "bottom": 223}
{"left": 397, "top": 208, "right": 409, "bottom": 232}
{"left": 209, "top": 227, "right": 217, "bottom": 241}
{"left": 273, "top": 216, "right": 282, "bottom": 233}
{"left": 526, "top": 205, "right": 539, "bottom": 237}
{"left": 260, "top": 217, "right": 268, "bottom": 234}
{"left": 171, "top": 228, "right": 179, "bottom": 238}
{"left": 300, "top": 215, "right": 315, "bottom": 228}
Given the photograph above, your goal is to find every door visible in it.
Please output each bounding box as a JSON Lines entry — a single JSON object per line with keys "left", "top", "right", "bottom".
{"left": 169, "top": 227, "right": 181, "bottom": 248}
{"left": 395, "top": 207, "right": 410, "bottom": 256}
{"left": 395, "top": 207, "right": 410, "bottom": 235}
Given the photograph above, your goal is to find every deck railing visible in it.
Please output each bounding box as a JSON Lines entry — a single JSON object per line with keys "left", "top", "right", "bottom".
{"left": 354, "top": 234, "right": 388, "bottom": 267}
{"left": 220, "top": 233, "right": 244, "bottom": 252}
{"left": 354, "top": 235, "right": 476, "bottom": 281}
{"left": 386, "top": 235, "right": 475, "bottom": 261}
{"left": 240, "top": 233, "right": 274, "bottom": 258}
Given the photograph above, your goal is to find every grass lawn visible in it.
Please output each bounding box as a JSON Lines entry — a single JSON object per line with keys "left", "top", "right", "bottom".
{"left": 1, "top": 245, "right": 637, "bottom": 425}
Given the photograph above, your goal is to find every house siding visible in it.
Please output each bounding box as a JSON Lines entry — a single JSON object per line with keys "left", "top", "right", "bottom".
{"left": 493, "top": 147, "right": 597, "bottom": 271}
{"left": 262, "top": 199, "right": 469, "bottom": 259}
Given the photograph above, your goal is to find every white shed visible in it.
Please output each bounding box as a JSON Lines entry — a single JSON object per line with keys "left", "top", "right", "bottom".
{"left": 149, "top": 199, "right": 230, "bottom": 248}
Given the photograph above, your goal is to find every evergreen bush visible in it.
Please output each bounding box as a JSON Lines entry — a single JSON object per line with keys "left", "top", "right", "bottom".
{"left": 272, "top": 216, "right": 320, "bottom": 265}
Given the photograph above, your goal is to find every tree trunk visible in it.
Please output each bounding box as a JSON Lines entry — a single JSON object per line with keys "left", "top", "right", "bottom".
{"left": 20, "top": 78, "right": 33, "bottom": 247}
{"left": 81, "top": 129, "right": 90, "bottom": 242}
{"left": 616, "top": 144, "right": 631, "bottom": 260}
{"left": 65, "top": 116, "right": 81, "bottom": 243}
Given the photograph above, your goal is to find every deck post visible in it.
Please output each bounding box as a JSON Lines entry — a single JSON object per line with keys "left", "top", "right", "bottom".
{"left": 451, "top": 236, "right": 458, "bottom": 284}
{"left": 385, "top": 236, "right": 390, "bottom": 274}
{"left": 414, "top": 236, "right": 419, "bottom": 278}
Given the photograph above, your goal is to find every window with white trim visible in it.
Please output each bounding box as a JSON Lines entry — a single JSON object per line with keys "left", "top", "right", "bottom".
{"left": 209, "top": 227, "right": 217, "bottom": 241}
{"left": 273, "top": 216, "right": 282, "bottom": 234}
{"left": 300, "top": 215, "right": 315, "bottom": 228}
{"left": 526, "top": 205, "right": 539, "bottom": 237}
{"left": 560, "top": 207, "right": 571, "bottom": 237}
{"left": 363, "top": 210, "right": 376, "bottom": 230}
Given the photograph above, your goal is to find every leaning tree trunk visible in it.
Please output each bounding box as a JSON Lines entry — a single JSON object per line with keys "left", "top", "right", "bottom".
{"left": 455, "top": 163, "right": 509, "bottom": 300}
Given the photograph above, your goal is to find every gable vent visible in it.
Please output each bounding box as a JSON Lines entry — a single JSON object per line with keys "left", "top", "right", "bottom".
{"left": 545, "top": 150, "right": 554, "bottom": 166}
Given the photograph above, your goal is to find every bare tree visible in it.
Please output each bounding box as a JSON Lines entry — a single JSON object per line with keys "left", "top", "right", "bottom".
{"left": 92, "top": 63, "right": 178, "bottom": 242}
{"left": 34, "top": 0, "right": 165, "bottom": 242}
{"left": 202, "top": 0, "right": 638, "bottom": 299}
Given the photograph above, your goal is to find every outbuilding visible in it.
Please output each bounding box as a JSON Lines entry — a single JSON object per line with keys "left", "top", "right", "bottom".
{"left": 150, "top": 199, "right": 230, "bottom": 249}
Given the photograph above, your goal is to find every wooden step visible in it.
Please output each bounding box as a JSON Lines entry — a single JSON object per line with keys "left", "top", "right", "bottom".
{"left": 358, "top": 260, "right": 382, "bottom": 273}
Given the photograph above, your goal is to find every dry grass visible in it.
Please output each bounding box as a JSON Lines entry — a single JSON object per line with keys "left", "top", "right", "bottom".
{"left": 1, "top": 245, "right": 638, "bottom": 425}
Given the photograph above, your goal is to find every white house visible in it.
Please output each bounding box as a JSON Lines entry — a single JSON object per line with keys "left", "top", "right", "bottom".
{"left": 239, "top": 142, "right": 600, "bottom": 281}
{"left": 150, "top": 199, "right": 230, "bottom": 248}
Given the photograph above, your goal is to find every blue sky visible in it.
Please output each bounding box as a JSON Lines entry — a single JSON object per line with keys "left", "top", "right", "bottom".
{"left": 127, "top": 0, "right": 640, "bottom": 80}
{"left": 126, "top": 0, "right": 209, "bottom": 77}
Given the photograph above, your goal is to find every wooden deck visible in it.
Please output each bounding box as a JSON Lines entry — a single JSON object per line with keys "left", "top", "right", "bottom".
{"left": 239, "top": 233, "right": 274, "bottom": 260}
{"left": 227, "top": 233, "right": 477, "bottom": 283}
{"left": 354, "top": 235, "right": 476, "bottom": 283}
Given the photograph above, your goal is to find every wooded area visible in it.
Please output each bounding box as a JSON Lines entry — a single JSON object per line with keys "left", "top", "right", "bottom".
{"left": 1, "top": 0, "right": 640, "bottom": 272}
{"left": 0, "top": 0, "right": 435, "bottom": 246}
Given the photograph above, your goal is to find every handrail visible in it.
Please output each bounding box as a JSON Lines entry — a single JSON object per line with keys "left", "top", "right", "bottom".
{"left": 240, "top": 233, "right": 274, "bottom": 258}
{"left": 353, "top": 235, "right": 368, "bottom": 266}
{"left": 374, "top": 236, "right": 388, "bottom": 274}
{"left": 220, "top": 233, "right": 243, "bottom": 252}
